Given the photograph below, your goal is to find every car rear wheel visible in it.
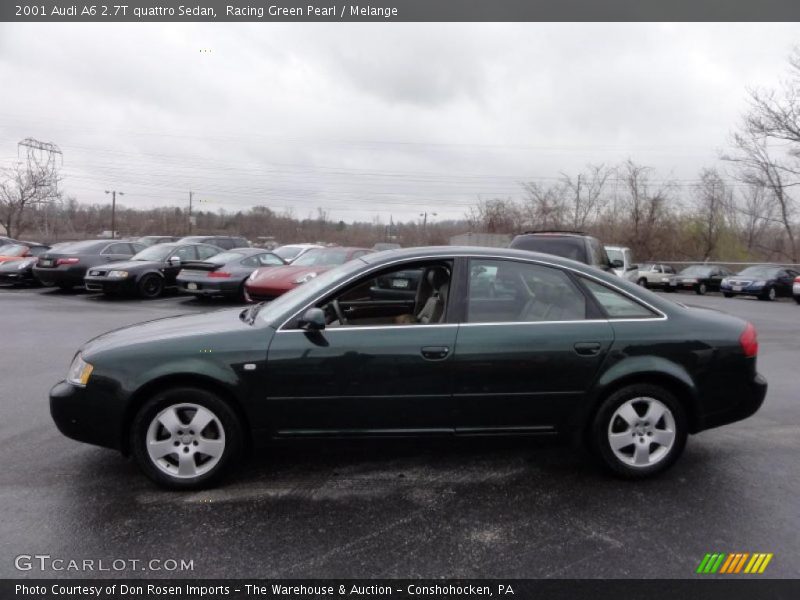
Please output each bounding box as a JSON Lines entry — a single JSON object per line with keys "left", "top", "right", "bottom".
{"left": 591, "top": 384, "right": 687, "bottom": 478}
{"left": 758, "top": 287, "right": 776, "bottom": 301}
{"left": 130, "top": 387, "right": 243, "bottom": 489}
{"left": 138, "top": 274, "right": 164, "bottom": 299}
{"left": 696, "top": 283, "right": 707, "bottom": 295}
{"left": 637, "top": 278, "right": 648, "bottom": 288}
{"left": 723, "top": 292, "right": 734, "bottom": 298}
{"left": 57, "top": 283, "right": 72, "bottom": 291}
{"left": 795, "top": 296, "right": 800, "bottom": 305}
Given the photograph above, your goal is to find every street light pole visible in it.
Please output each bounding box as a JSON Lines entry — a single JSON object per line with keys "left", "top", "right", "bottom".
{"left": 420, "top": 211, "right": 437, "bottom": 239}
{"left": 104, "top": 190, "right": 124, "bottom": 239}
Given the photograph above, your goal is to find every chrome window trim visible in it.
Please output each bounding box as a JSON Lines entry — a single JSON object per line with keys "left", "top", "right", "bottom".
{"left": 275, "top": 253, "right": 668, "bottom": 331}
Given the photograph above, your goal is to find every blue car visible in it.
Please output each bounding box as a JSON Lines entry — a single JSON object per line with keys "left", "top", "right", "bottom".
{"left": 721, "top": 265, "right": 799, "bottom": 301}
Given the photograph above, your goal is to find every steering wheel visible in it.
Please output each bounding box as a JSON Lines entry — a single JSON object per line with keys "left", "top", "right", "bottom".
{"left": 332, "top": 299, "right": 348, "bottom": 325}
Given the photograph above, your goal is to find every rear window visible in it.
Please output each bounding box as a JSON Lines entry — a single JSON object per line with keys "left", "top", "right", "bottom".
{"left": 510, "top": 235, "right": 588, "bottom": 263}
{"left": 49, "top": 241, "right": 108, "bottom": 254}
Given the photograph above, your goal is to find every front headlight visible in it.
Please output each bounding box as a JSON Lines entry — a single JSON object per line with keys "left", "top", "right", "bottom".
{"left": 66, "top": 353, "right": 93, "bottom": 387}
{"left": 107, "top": 270, "right": 129, "bottom": 279}
{"left": 751, "top": 280, "right": 766, "bottom": 287}
{"left": 293, "top": 272, "right": 318, "bottom": 284}
{"left": 721, "top": 278, "right": 729, "bottom": 286}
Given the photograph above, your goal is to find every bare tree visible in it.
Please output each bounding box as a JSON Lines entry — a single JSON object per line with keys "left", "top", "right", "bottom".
{"left": 618, "top": 159, "right": 671, "bottom": 258}
{"left": 520, "top": 181, "right": 567, "bottom": 230}
{"left": 694, "top": 168, "right": 730, "bottom": 260}
{"left": 560, "top": 164, "right": 611, "bottom": 231}
{"left": 0, "top": 154, "right": 61, "bottom": 239}
{"left": 466, "top": 198, "right": 521, "bottom": 233}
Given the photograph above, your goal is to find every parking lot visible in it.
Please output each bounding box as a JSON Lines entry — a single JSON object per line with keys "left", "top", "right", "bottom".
{"left": 1, "top": 286, "right": 798, "bottom": 578}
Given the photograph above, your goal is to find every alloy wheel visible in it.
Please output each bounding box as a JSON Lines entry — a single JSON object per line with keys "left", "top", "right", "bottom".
{"left": 607, "top": 397, "right": 676, "bottom": 468}
{"left": 145, "top": 403, "right": 226, "bottom": 478}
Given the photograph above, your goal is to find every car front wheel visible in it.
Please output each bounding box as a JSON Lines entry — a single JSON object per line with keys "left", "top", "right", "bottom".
{"left": 637, "top": 278, "right": 648, "bottom": 288}
{"left": 696, "top": 283, "right": 707, "bottom": 295}
{"left": 591, "top": 384, "right": 687, "bottom": 478}
{"left": 758, "top": 287, "right": 776, "bottom": 301}
{"left": 130, "top": 387, "right": 243, "bottom": 489}
{"left": 138, "top": 274, "right": 164, "bottom": 299}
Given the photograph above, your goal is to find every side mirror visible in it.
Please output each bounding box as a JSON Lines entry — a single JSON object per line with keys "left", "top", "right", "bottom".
{"left": 299, "top": 307, "right": 326, "bottom": 331}
{"left": 168, "top": 256, "right": 181, "bottom": 266}
{"left": 611, "top": 259, "right": 624, "bottom": 269}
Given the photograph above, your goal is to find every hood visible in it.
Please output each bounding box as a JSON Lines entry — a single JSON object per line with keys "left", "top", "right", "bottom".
{"left": 251, "top": 264, "right": 331, "bottom": 284}
{"left": 81, "top": 307, "right": 253, "bottom": 357}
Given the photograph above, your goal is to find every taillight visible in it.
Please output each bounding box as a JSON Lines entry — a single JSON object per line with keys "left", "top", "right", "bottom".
{"left": 794, "top": 276, "right": 800, "bottom": 284}
{"left": 740, "top": 322, "right": 758, "bottom": 358}
{"left": 56, "top": 257, "right": 79, "bottom": 265}
{"left": 208, "top": 271, "right": 231, "bottom": 278}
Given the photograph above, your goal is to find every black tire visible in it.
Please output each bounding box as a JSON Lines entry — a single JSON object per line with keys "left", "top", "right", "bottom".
{"left": 723, "top": 293, "right": 734, "bottom": 298}
{"left": 696, "top": 283, "right": 707, "bottom": 295}
{"left": 758, "top": 286, "right": 776, "bottom": 301}
{"left": 130, "top": 387, "right": 244, "bottom": 490}
{"left": 137, "top": 274, "right": 164, "bottom": 299}
{"left": 57, "top": 283, "right": 73, "bottom": 291}
{"left": 795, "top": 296, "right": 800, "bottom": 305}
{"left": 637, "top": 278, "right": 648, "bottom": 288}
{"left": 590, "top": 383, "right": 688, "bottom": 479}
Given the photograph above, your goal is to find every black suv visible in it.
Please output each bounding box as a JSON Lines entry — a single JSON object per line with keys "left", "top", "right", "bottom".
{"left": 509, "top": 231, "right": 613, "bottom": 271}
{"left": 177, "top": 235, "right": 249, "bottom": 250}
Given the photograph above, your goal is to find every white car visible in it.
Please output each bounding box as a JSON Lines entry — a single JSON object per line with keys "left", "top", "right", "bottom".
{"left": 635, "top": 263, "right": 676, "bottom": 289}
{"left": 604, "top": 245, "right": 639, "bottom": 282}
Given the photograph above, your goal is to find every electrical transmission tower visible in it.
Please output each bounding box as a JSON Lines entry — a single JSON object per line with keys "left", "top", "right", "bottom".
{"left": 17, "top": 138, "right": 64, "bottom": 238}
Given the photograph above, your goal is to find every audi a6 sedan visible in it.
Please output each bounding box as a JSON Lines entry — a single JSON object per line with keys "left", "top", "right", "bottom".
{"left": 50, "top": 247, "right": 767, "bottom": 489}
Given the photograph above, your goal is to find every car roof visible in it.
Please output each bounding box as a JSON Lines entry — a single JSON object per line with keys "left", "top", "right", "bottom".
{"left": 216, "top": 247, "right": 267, "bottom": 255}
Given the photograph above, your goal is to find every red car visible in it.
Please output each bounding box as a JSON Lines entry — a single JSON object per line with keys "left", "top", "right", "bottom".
{"left": 0, "top": 242, "right": 51, "bottom": 263}
{"left": 245, "top": 246, "right": 372, "bottom": 301}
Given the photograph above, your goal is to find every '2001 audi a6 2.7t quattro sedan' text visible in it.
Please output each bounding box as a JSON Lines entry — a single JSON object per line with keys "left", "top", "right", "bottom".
{"left": 49, "top": 247, "right": 767, "bottom": 489}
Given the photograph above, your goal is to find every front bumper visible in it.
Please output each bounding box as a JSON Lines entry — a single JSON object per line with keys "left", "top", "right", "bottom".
{"left": 720, "top": 285, "right": 765, "bottom": 297}
{"left": 83, "top": 276, "right": 135, "bottom": 294}
{"left": 697, "top": 372, "right": 768, "bottom": 431}
{"left": 50, "top": 380, "right": 124, "bottom": 451}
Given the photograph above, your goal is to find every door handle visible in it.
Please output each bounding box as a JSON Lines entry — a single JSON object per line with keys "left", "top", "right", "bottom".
{"left": 574, "top": 342, "right": 602, "bottom": 356}
{"left": 421, "top": 346, "right": 450, "bottom": 361}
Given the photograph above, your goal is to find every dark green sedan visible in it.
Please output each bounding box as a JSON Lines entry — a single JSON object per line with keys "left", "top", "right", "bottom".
{"left": 50, "top": 247, "right": 767, "bottom": 489}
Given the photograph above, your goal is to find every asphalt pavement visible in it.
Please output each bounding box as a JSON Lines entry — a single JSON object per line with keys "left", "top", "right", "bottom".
{"left": 1, "top": 286, "right": 798, "bottom": 578}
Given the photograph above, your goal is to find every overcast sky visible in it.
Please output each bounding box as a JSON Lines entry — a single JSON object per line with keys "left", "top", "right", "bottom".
{"left": 0, "top": 22, "right": 799, "bottom": 223}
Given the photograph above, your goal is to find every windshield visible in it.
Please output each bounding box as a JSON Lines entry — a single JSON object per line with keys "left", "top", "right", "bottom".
{"left": 252, "top": 260, "right": 364, "bottom": 325}
{"left": 292, "top": 248, "right": 352, "bottom": 267}
{"left": 737, "top": 266, "right": 780, "bottom": 278}
{"left": 679, "top": 265, "right": 713, "bottom": 277}
{"left": 0, "top": 244, "right": 16, "bottom": 255}
{"left": 50, "top": 240, "right": 107, "bottom": 254}
{"left": 606, "top": 248, "right": 624, "bottom": 263}
{"left": 131, "top": 244, "right": 177, "bottom": 261}
{"left": 0, "top": 244, "right": 27, "bottom": 257}
{"left": 274, "top": 245, "right": 307, "bottom": 260}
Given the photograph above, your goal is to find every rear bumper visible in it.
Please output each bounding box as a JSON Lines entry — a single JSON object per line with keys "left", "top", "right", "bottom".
{"left": 49, "top": 380, "right": 124, "bottom": 451}
{"left": 697, "top": 372, "right": 768, "bottom": 431}
{"left": 177, "top": 276, "right": 240, "bottom": 296}
{"left": 33, "top": 266, "right": 86, "bottom": 287}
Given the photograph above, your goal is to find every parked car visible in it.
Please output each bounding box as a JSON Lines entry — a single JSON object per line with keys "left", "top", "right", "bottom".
{"left": 605, "top": 245, "right": 639, "bottom": 282}
{"left": 84, "top": 242, "right": 223, "bottom": 299}
{"left": 509, "top": 231, "right": 614, "bottom": 272}
{"left": 33, "top": 240, "right": 147, "bottom": 289}
{"left": 667, "top": 265, "right": 733, "bottom": 295}
{"left": 0, "top": 256, "right": 40, "bottom": 285}
{"left": 177, "top": 235, "right": 250, "bottom": 250}
{"left": 49, "top": 246, "right": 767, "bottom": 489}
{"left": 245, "top": 246, "right": 372, "bottom": 302}
{"left": 136, "top": 235, "right": 179, "bottom": 246}
{"left": 0, "top": 236, "right": 17, "bottom": 248}
{"left": 793, "top": 275, "right": 800, "bottom": 304}
{"left": 0, "top": 242, "right": 50, "bottom": 263}
{"left": 272, "top": 243, "right": 323, "bottom": 263}
{"left": 720, "top": 265, "right": 799, "bottom": 301}
{"left": 176, "top": 248, "right": 286, "bottom": 301}
{"left": 635, "top": 263, "right": 676, "bottom": 289}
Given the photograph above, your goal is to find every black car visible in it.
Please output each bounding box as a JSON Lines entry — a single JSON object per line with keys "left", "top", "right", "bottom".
{"left": 176, "top": 248, "right": 286, "bottom": 300}
{"left": 136, "top": 235, "right": 179, "bottom": 246}
{"left": 0, "top": 242, "right": 52, "bottom": 286}
{"left": 720, "top": 265, "right": 799, "bottom": 301}
{"left": 33, "top": 240, "right": 146, "bottom": 289}
{"left": 666, "top": 265, "right": 733, "bottom": 295}
{"left": 177, "top": 235, "right": 250, "bottom": 251}
{"left": 509, "top": 231, "right": 614, "bottom": 272}
{"left": 84, "top": 242, "right": 223, "bottom": 299}
{"left": 50, "top": 246, "right": 766, "bottom": 489}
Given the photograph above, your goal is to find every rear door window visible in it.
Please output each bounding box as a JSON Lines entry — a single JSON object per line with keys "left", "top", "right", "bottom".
{"left": 581, "top": 279, "right": 658, "bottom": 319}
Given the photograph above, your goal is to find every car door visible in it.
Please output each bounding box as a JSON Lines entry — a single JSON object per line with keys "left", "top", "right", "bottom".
{"left": 452, "top": 258, "right": 614, "bottom": 433}
{"left": 263, "top": 259, "right": 459, "bottom": 436}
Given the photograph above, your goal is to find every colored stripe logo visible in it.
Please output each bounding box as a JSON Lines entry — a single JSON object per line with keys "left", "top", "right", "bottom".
{"left": 696, "top": 552, "right": 773, "bottom": 574}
